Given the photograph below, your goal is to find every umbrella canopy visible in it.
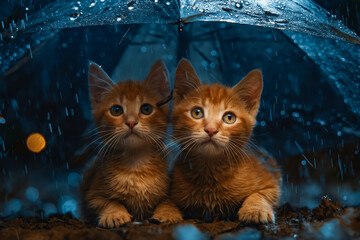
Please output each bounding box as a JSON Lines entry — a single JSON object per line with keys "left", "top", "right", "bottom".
{"left": 1, "top": 0, "right": 359, "bottom": 42}
{"left": 1, "top": 0, "right": 359, "bottom": 113}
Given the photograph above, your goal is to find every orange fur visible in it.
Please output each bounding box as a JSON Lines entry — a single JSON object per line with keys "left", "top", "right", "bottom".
{"left": 81, "top": 60, "right": 182, "bottom": 228}
{"left": 171, "top": 59, "right": 281, "bottom": 223}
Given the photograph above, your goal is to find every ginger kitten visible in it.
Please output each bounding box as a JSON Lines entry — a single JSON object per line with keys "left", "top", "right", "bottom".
{"left": 81, "top": 60, "right": 182, "bottom": 228}
{"left": 171, "top": 59, "right": 281, "bottom": 223}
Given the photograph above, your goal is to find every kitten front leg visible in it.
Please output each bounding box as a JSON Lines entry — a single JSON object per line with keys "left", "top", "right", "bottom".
{"left": 238, "top": 188, "right": 278, "bottom": 224}
{"left": 151, "top": 199, "right": 183, "bottom": 223}
{"left": 97, "top": 201, "right": 133, "bottom": 228}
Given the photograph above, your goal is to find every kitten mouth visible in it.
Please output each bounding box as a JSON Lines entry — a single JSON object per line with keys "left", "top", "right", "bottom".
{"left": 202, "top": 139, "right": 219, "bottom": 147}
{"left": 125, "top": 130, "right": 139, "bottom": 138}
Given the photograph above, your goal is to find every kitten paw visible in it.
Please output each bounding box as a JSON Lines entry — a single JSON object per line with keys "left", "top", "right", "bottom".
{"left": 151, "top": 210, "right": 183, "bottom": 223}
{"left": 98, "top": 206, "right": 132, "bottom": 228}
{"left": 238, "top": 201, "right": 275, "bottom": 224}
{"left": 152, "top": 200, "right": 183, "bottom": 223}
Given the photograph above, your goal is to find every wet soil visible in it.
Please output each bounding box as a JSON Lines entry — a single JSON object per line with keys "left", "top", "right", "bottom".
{"left": 1, "top": 197, "right": 359, "bottom": 240}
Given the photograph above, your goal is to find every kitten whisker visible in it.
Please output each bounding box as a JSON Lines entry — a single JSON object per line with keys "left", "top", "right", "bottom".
{"left": 82, "top": 131, "right": 118, "bottom": 156}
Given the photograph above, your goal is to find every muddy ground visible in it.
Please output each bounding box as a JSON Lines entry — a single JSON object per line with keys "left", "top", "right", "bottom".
{"left": 1, "top": 197, "right": 359, "bottom": 240}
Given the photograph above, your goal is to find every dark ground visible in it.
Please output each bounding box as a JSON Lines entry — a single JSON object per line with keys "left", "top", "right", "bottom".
{"left": 1, "top": 197, "right": 359, "bottom": 240}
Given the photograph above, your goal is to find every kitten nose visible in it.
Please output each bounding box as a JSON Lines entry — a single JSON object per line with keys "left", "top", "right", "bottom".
{"left": 204, "top": 128, "right": 218, "bottom": 137}
{"left": 126, "top": 121, "right": 138, "bottom": 129}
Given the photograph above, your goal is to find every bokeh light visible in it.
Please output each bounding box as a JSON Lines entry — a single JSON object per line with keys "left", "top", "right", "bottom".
{"left": 0, "top": 116, "right": 5, "bottom": 124}
{"left": 26, "top": 133, "right": 46, "bottom": 153}
{"left": 4, "top": 199, "right": 22, "bottom": 216}
{"left": 25, "top": 187, "right": 39, "bottom": 202}
{"left": 68, "top": 172, "right": 82, "bottom": 187}
{"left": 59, "top": 196, "right": 78, "bottom": 218}
{"left": 43, "top": 203, "right": 58, "bottom": 217}
{"left": 173, "top": 224, "right": 207, "bottom": 240}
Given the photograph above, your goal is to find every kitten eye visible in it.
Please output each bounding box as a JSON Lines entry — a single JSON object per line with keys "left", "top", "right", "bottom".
{"left": 191, "top": 107, "right": 204, "bottom": 119}
{"left": 140, "top": 104, "right": 153, "bottom": 115}
{"left": 110, "top": 105, "right": 123, "bottom": 116}
{"left": 223, "top": 112, "right": 236, "bottom": 124}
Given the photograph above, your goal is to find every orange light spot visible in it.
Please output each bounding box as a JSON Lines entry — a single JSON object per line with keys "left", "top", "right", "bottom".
{"left": 26, "top": 133, "right": 46, "bottom": 153}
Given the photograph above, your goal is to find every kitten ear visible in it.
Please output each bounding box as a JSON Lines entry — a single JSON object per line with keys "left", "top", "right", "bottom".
{"left": 174, "top": 59, "right": 201, "bottom": 104}
{"left": 233, "top": 70, "right": 263, "bottom": 117}
{"left": 88, "top": 62, "right": 114, "bottom": 105}
{"left": 144, "top": 60, "right": 170, "bottom": 99}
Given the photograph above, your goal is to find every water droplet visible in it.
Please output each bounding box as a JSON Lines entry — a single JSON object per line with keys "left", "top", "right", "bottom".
{"left": 165, "top": 1, "right": 171, "bottom": 5}
{"left": 275, "top": 19, "right": 288, "bottom": 24}
{"left": 128, "top": 1, "right": 136, "bottom": 10}
{"left": 69, "top": 13, "right": 80, "bottom": 21}
{"left": 235, "top": 2, "right": 243, "bottom": 9}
